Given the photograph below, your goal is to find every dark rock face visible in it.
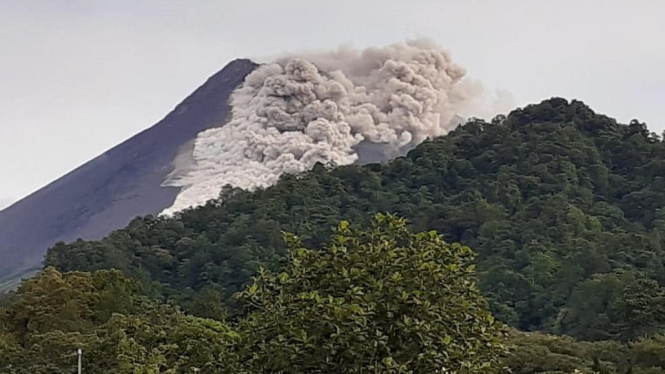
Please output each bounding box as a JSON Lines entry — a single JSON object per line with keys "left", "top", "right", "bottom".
{"left": 0, "top": 59, "right": 257, "bottom": 285}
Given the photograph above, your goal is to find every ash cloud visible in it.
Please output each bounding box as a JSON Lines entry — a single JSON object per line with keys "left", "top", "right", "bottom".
{"left": 161, "top": 39, "right": 514, "bottom": 215}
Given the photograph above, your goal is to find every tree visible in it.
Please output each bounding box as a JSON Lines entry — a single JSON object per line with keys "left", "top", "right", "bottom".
{"left": 236, "top": 214, "right": 508, "bottom": 373}
{"left": 621, "top": 278, "right": 665, "bottom": 340}
{"left": 0, "top": 268, "right": 240, "bottom": 373}
{"left": 100, "top": 306, "right": 241, "bottom": 374}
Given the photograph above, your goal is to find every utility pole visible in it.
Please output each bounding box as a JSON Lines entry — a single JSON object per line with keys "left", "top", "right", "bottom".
{"left": 77, "top": 348, "right": 82, "bottom": 374}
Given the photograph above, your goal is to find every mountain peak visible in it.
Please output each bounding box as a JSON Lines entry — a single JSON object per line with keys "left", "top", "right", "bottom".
{"left": 0, "top": 59, "right": 257, "bottom": 288}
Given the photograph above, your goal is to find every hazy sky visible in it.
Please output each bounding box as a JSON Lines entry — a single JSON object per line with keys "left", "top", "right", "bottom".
{"left": 1, "top": 0, "right": 663, "bottom": 207}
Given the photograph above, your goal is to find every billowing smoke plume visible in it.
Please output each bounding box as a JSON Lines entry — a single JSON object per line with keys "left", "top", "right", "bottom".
{"left": 161, "top": 39, "right": 514, "bottom": 215}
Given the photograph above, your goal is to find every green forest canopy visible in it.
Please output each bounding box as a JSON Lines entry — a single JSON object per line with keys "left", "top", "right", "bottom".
{"left": 6, "top": 97, "right": 665, "bottom": 372}
{"left": 1, "top": 216, "right": 510, "bottom": 373}
{"left": 46, "top": 98, "right": 665, "bottom": 342}
{"left": 5, "top": 215, "right": 665, "bottom": 373}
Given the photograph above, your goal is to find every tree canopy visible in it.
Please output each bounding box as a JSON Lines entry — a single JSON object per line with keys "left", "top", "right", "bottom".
{"left": 45, "top": 98, "right": 665, "bottom": 342}
{"left": 2, "top": 215, "right": 513, "bottom": 373}
{"left": 5, "top": 214, "right": 665, "bottom": 372}
{"left": 6, "top": 97, "right": 665, "bottom": 371}
{"left": 0, "top": 267, "right": 240, "bottom": 373}
{"left": 235, "top": 214, "right": 507, "bottom": 373}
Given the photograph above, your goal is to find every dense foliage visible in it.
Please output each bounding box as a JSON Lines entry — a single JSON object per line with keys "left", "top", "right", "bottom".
{"left": 46, "top": 98, "right": 665, "bottom": 343}
{"left": 2, "top": 216, "right": 510, "bottom": 373}
{"left": 5, "top": 215, "right": 665, "bottom": 372}
{"left": 4, "top": 97, "right": 665, "bottom": 371}
{"left": 0, "top": 267, "right": 240, "bottom": 373}
{"left": 236, "top": 214, "right": 506, "bottom": 373}
{"left": 503, "top": 329, "right": 665, "bottom": 373}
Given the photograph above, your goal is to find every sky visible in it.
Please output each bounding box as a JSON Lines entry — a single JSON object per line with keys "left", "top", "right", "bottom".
{"left": 1, "top": 0, "right": 663, "bottom": 207}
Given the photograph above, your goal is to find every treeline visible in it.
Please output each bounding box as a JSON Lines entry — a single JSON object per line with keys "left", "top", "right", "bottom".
{"left": 506, "top": 331, "right": 665, "bottom": 373}
{"left": 2, "top": 216, "right": 508, "bottom": 373}
{"left": 46, "top": 98, "right": 665, "bottom": 343}
{"left": 3, "top": 216, "right": 665, "bottom": 373}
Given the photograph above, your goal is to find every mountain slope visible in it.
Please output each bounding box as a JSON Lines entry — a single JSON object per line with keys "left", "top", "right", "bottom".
{"left": 0, "top": 59, "right": 257, "bottom": 287}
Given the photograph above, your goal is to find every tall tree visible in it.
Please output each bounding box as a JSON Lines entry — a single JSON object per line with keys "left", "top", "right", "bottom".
{"left": 236, "top": 214, "right": 507, "bottom": 373}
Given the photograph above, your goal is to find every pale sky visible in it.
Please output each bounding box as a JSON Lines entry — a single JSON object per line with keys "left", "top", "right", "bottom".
{"left": 1, "top": 0, "right": 663, "bottom": 206}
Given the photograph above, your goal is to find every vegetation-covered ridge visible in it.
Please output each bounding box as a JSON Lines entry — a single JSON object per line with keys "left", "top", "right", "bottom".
{"left": 46, "top": 97, "right": 665, "bottom": 342}
{"left": 4, "top": 215, "right": 665, "bottom": 373}
{"left": 2, "top": 216, "right": 509, "bottom": 373}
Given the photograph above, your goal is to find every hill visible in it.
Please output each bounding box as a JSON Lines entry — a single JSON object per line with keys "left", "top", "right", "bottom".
{"left": 45, "top": 97, "right": 665, "bottom": 342}
{"left": 0, "top": 59, "right": 257, "bottom": 289}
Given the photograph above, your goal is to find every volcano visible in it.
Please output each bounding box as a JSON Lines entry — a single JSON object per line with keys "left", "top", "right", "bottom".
{"left": 0, "top": 40, "right": 509, "bottom": 290}
{"left": 0, "top": 59, "right": 257, "bottom": 289}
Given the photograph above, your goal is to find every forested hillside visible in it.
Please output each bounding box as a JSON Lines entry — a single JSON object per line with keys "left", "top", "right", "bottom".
{"left": 4, "top": 97, "right": 659, "bottom": 372}
{"left": 0, "top": 216, "right": 509, "bottom": 372}
{"left": 45, "top": 98, "right": 665, "bottom": 342}
{"left": 5, "top": 216, "right": 665, "bottom": 373}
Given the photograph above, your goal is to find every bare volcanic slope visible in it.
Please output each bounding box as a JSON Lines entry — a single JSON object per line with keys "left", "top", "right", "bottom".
{"left": 0, "top": 59, "right": 257, "bottom": 287}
